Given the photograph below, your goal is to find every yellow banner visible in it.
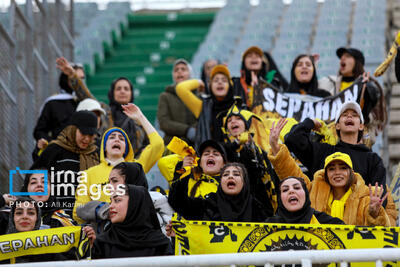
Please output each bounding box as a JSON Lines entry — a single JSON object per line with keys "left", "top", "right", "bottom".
{"left": 390, "top": 163, "right": 400, "bottom": 225}
{"left": 0, "top": 226, "right": 89, "bottom": 260}
{"left": 172, "top": 217, "right": 400, "bottom": 266}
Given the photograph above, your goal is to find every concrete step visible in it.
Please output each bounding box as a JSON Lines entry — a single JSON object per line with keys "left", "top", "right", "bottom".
{"left": 391, "top": 97, "right": 400, "bottom": 110}
{"left": 390, "top": 111, "right": 400, "bottom": 123}
{"left": 392, "top": 84, "right": 400, "bottom": 96}
{"left": 389, "top": 144, "right": 400, "bottom": 159}
{"left": 389, "top": 125, "right": 400, "bottom": 139}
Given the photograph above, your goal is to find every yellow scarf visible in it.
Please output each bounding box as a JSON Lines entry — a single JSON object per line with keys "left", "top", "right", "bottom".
{"left": 328, "top": 188, "right": 353, "bottom": 219}
{"left": 309, "top": 214, "right": 320, "bottom": 224}
{"left": 340, "top": 80, "right": 354, "bottom": 91}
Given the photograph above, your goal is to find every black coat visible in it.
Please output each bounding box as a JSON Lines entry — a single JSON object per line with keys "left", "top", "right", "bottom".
{"left": 223, "top": 141, "right": 278, "bottom": 217}
{"left": 31, "top": 143, "right": 82, "bottom": 216}
{"left": 33, "top": 99, "right": 77, "bottom": 142}
{"left": 284, "top": 118, "right": 386, "bottom": 187}
{"left": 168, "top": 175, "right": 268, "bottom": 222}
{"left": 92, "top": 185, "right": 171, "bottom": 259}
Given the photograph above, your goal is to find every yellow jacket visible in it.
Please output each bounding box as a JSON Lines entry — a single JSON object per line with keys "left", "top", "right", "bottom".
{"left": 73, "top": 127, "right": 164, "bottom": 223}
{"left": 158, "top": 153, "right": 219, "bottom": 197}
{"left": 268, "top": 144, "right": 396, "bottom": 226}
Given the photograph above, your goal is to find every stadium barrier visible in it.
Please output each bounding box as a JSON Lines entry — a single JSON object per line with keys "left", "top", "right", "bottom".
{"left": 2, "top": 248, "right": 400, "bottom": 267}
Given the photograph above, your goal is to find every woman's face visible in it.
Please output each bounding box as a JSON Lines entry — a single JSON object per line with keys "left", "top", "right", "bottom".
{"left": 173, "top": 63, "right": 190, "bottom": 83}
{"left": 294, "top": 56, "right": 314, "bottom": 83}
{"left": 210, "top": 73, "right": 229, "bottom": 99}
{"left": 109, "top": 169, "right": 125, "bottom": 188}
{"left": 326, "top": 160, "right": 351, "bottom": 189}
{"left": 227, "top": 115, "right": 246, "bottom": 137}
{"left": 109, "top": 193, "right": 129, "bottom": 223}
{"left": 200, "top": 146, "right": 225, "bottom": 176}
{"left": 28, "top": 173, "right": 50, "bottom": 202}
{"left": 75, "top": 129, "right": 95, "bottom": 150}
{"left": 113, "top": 79, "right": 132, "bottom": 104}
{"left": 14, "top": 202, "right": 38, "bottom": 232}
{"left": 244, "top": 51, "right": 262, "bottom": 71}
{"left": 105, "top": 131, "right": 126, "bottom": 159}
{"left": 280, "top": 178, "right": 306, "bottom": 212}
{"left": 339, "top": 53, "right": 356, "bottom": 77}
{"left": 221, "top": 166, "right": 244, "bottom": 196}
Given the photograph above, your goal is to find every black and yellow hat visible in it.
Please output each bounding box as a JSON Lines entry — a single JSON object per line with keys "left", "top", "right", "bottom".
{"left": 223, "top": 104, "right": 262, "bottom": 130}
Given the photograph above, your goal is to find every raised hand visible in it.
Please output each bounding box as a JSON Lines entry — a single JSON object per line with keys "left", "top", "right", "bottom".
{"left": 37, "top": 138, "right": 48, "bottom": 150}
{"left": 362, "top": 71, "right": 371, "bottom": 83}
{"left": 312, "top": 119, "right": 322, "bottom": 131}
{"left": 165, "top": 220, "right": 175, "bottom": 237}
{"left": 56, "top": 57, "right": 75, "bottom": 77}
{"left": 197, "top": 79, "right": 206, "bottom": 93}
{"left": 269, "top": 118, "right": 287, "bottom": 156}
{"left": 182, "top": 155, "right": 195, "bottom": 167}
{"left": 2, "top": 194, "right": 16, "bottom": 206}
{"left": 251, "top": 71, "right": 259, "bottom": 87}
{"left": 369, "top": 182, "right": 388, "bottom": 218}
{"left": 122, "top": 103, "right": 144, "bottom": 123}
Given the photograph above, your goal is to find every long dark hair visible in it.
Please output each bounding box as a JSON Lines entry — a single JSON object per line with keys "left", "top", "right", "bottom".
{"left": 288, "top": 54, "right": 318, "bottom": 94}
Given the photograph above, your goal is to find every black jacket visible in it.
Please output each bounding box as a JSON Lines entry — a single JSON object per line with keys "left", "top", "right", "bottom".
{"left": 285, "top": 118, "right": 386, "bottom": 187}
{"left": 33, "top": 99, "right": 77, "bottom": 142}
{"left": 31, "top": 144, "right": 82, "bottom": 216}
{"left": 223, "top": 141, "right": 278, "bottom": 217}
{"left": 168, "top": 175, "right": 268, "bottom": 222}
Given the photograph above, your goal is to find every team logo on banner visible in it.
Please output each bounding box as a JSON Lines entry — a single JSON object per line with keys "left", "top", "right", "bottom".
{"left": 237, "top": 225, "right": 345, "bottom": 252}
{"left": 172, "top": 217, "right": 400, "bottom": 267}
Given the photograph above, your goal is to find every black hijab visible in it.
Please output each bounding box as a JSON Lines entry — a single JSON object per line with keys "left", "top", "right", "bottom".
{"left": 20, "top": 172, "right": 61, "bottom": 216}
{"left": 271, "top": 177, "right": 314, "bottom": 224}
{"left": 95, "top": 185, "right": 169, "bottom": 256}
{"left": 195, "top": 76, "right": 235, "bottom": 148}
{"left": 108, "top": 77, "right": 146, "bottom": 155}
{"left": 59, "top": 73, "right": 73, "bottom": 94}
{"left": 210, "top": 164, "right": 254, "bottom": 222}
{"left": 108, "top": 77, "right": 134, "bottom": 124}
{"left": 210, "top": 80, "right": 235, "bottom": 141}
{"left": 7, "top": 197, "right": 42, "bottom": 234}
{"left": 113, "top": 162, "right": 148, "bottom": 189}
{"left": 288, "top": 55, "right": 331, "bottom": 97}
{"left": 241, "top": 57, "right": 268, "bottom": 86}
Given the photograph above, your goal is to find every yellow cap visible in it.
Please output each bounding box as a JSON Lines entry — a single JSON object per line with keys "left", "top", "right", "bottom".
{"left": 324, "top": 152, "right": 353, "bottom": 169}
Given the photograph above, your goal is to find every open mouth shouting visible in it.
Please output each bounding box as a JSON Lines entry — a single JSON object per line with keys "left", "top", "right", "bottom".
{"left": 227, "top": 180, "right": 236, "bottom": 189}
{"left": 206, "top": 158, "right": 215, "bottom": 168}
{"left": 288, "top": 195, "right": 299, "bottom": 205}
{"left": 112, "top": 143, "right": 121, "bottom": 150}
{"left": 344, "top": 119, "right": 355, "bottom": 126}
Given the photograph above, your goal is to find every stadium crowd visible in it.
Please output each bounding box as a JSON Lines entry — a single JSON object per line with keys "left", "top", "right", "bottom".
{"left": 1, "top": 15, "right": 400, "bottom": 263}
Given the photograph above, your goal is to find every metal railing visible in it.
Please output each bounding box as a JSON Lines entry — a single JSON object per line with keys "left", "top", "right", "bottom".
{"left": 0, "top": 0, "right": 74, "bottom": 193}
{"left": 3, "top": 248, "right": 400, "bottom": 267}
